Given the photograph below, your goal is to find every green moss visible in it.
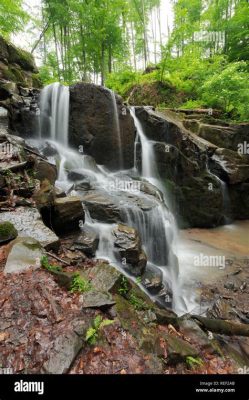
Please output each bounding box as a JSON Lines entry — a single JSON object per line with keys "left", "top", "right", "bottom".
{"left": 0, "top": 222, "right": 18, "bottom": 242}
{"left": 10, "top": 66, "right": 26, "bottom": 85}
{"left": 2, "top": 68, "right": 16, "bottom": 82}
{"left": 32, "top": 73, "right": 43, "bottom": 88}
{"left": 70, "top": 272, "right": 92, "bottom": 293}
{"left": 23, "top": 241, "right": 42, "bottom": 251}
{"left": 128, "top": 291, "right": 148, "bottom": 311}
{"left": 7, "top": 42, "right": 36, "bottom": 72}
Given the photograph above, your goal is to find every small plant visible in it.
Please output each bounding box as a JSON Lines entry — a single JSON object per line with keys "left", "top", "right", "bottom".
{"left": 85, "top": 315, "right": 114, "bottom": 345}
{"left": 70, "top": 273, "right": 92, "bottom": 293}
{"left": 135, "top": 276, "right": 142, "bottom": 284}
{"left": 118, "top": 276, "right": 130, "bottom": 295}
{"left": 186, "top": 356, "right": 203, "bottom": 369}
{"left": 128, "top": 292, "right": 146, "bottom": 311}
{"left": 40, "top": 255, "right": 62, "bottom": 272}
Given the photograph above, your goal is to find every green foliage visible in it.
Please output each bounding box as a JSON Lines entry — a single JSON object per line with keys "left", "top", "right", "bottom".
{"left": 128, "top": 292, "right": 146, "bottom": 310}
{"left": 40, "top": 255, "right": 62, "bottom": 272}
{"left": 186, "top": 356, "right": 203, "bottom": 369}
{"left": 85, "top": 315, "right": 114, "bottom": 345}
{"left": 0, "top": 0, "right": 29, "bottom": 38}
{"left": 70, "top": 273, "right": 92, "bottom": 293}
{"left": 201, "top": 61, "right": 249, "bottom": 119}
{"left": 118, "top": 276, "right": 130, "bottom": 296}
{"left": 106, "top": 69, "right": 138, "bottom": 97}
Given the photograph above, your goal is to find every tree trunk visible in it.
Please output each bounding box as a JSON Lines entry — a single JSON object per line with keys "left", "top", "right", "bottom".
{"left": 101, "top": 41, "right": 105, "bottom": 86}
{"left": 192, "top": 315, "right": 249, "bottom": 337}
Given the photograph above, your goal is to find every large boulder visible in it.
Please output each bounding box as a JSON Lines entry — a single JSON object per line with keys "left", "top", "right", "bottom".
{"left": 69, "top": 83, "right": 135, "bottom": 170}
{"left": 4, "top": 237, "right": 43, "bottom": 274}
{"left": 50, "top": 196, "right": 85, "bottom": 234}
{"left": 112, "top": 224, "right": 147, "bottom": 276}
{"left": 0, "top": 36, "right": 41, "bottom": 136}
{"left": 134, "top": 107, "right": 249, "bottom": 227}
{"left": 209, "top": 148, "right": 249, "bottom": 184}
{"left": 0, "top": 207, "right": 59, "bottom": 250}
{"left": 74, "top": 227, "right": 99, "bottom": 257}
{"left": 198, "top": 123, "right": 249, "bottom": 152}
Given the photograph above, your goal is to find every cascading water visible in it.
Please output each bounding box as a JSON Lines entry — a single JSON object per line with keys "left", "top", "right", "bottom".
{"left": 206, "top": 163, "right": 231, "bottom": 224}
{"left": 109, "top": 89, "right": 123, "bottom": 169}
{"left": 130, "top": 107, "right": 189, "bottom": 313}
{"left": 40, "top": 82, "right": 69, "bottom": 146}
{"left": 37, "top": 83, "right": 189, "bottom": 315}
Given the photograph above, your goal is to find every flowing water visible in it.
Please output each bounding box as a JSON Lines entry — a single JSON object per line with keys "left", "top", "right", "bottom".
{"left": 109, "top": 89, "right": 123, "bottom": 169}
{"left": 36, "top": 83, "right": 195, "bottom": 315}
{"left": 39, "top": 82, "right": 69, "bottom": 145}
{"left": 207, "top": 163, "right": 231, "bottom": 224}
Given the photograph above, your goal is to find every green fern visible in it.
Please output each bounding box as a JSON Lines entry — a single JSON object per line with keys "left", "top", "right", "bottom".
{"left": 85, "top": 316, "right": 114, "bottom": 345}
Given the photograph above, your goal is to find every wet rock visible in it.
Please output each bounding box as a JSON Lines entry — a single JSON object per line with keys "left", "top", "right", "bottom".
{"left": 80, "top": 290, "right": 115, "bottom": 309}
{"left": 81, "top": 190, "right": 121, "bottom": 223}
{"left": 154, "top": 308, "right": 178, "bottom": 326}
{"left": 209, "top": 148, "right": 249, "bottom": 184}
{"left": 179, "top": 317, "right": 213, "bottom": 351}
{"left": 51, "top": 196, "right": 85, "bottom": 234}
{"left": 34, "top": 179, "right": 56, "bottom": 210}
{"left": 224, "top": 282, "right": 235, "bottom": 290}
{"left": 134, "top": 107, "right": 226, "bottom": 228}
{"left": 139, "top": 180, "right": 163, "bottom": 201}
{"left": 161, "top": 333, "right": 198, "bottom": 364}
{"left": 74, "top": 228, "right": 99, "bottom": 257}
{"left": 207, "top": 298, "right": 235, "bottom": 320}
{"left": 4, "top": 237, "right": 43, "bottom": 274}
{"left": 0, "top": 207, "right": 59, "bottom": 250}
{"left": 198, "top": 122, "right": 249, "bottom": 152}
{"left": 54, "top": 186, "right": 66, "bottom": 198}
{"left": 113, "top": 224, "right": 147, "bottom": 276}
{"left": 74, "top": 180, "right": 91, "bottom": 191}
{"left": 0, "top": 221, "right": 18, "bottom": 244}
{"left": 41, "top": 142, "right": 58, "bottom": 157}
{"left": 67, "top": 170, "right": 86, "bottom": 182}
{"left": 69, "top": 83, "right": 135, "bottom": 170}
{"left": 34, "top": 159, "right": 57, "bottom": 185}
{"left": 141, "top": 263, "right": 163, "bottom": 294}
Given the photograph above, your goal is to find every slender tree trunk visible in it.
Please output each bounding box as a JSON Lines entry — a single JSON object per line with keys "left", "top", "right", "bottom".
{"left": 131, "top": 21, "right": 137, "bottom": 71}
{"left": 101, "top": 41, "right": 105, "bottom": 86}
{"left": 52, "top": 23, "right": 60, "bottom": 80}
{"left": 157, "top": 5, "right": 163, "bottom": 59}
{"left": 142, "top": 0, "right": 148, "bottom": 68}
{"left": 108, "top": 44, "right": 112, "bottom": 73}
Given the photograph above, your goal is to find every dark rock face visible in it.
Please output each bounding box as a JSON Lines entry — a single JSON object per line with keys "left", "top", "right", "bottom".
{"left": 209, "top": 148, "right": 249, "bottom": 184}
{"left": 113, "top": 224, "right": 147, "bottom": 276}
{"left": 0, "top": 36, "right": 41, "bottom": 137}
{"left": 198, "top": 123, "right": 249, "bottom": 152}
{"left": 51, "top": 196, "right": 85, "bottom": 234}
{"left": 74, "top": 228, "right": 99, "bottom": 257}
{"left": 69, "top": 83, "right": 135, "bottom": 170}
{"left": 135, "top": 107, "right": 249, "bottom": 228}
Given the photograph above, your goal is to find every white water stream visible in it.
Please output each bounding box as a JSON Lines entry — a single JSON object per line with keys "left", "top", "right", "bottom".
{"left": 37, "top": 83, "right": 197, "bottom": 315}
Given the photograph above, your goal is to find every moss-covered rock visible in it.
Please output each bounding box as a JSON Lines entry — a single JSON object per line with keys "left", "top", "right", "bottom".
{"left": 0, "top": 221, "right": 18, "bottom": 244}
{"left": 0, "top": 36, "right": 37, "bottom": 72}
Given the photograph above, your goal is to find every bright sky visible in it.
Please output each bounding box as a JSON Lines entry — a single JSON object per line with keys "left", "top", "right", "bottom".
{"left": 12, "top": 0, "right": 174, "bottom": 66}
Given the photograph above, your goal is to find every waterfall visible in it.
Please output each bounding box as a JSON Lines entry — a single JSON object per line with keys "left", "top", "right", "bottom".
{"left": 207, "top": 164, "right": 231, "bottom": 224}
{"left": 109, "top": 90, "right": 123, "bottom": 169}
{"left": 130, "top": 107, "right": 188, "bottom": 314}
{"left": 130, "top": 107, "right": 156, "bottom": 178}
{"left": 40, "top": 83, "right": 69, "bottom": 146}
{"left": 37, "top": 84, "right": 188, "bottom": 315}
